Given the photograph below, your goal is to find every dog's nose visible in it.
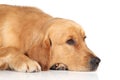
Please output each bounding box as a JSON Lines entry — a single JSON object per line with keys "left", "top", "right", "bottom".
{"left": 90, "top": 57, "right": 101, "bottom": 70}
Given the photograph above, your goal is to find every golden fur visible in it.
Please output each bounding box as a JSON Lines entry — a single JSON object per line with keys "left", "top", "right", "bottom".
{"left": 0, "top": 4, "right": 99, "bottom": 72}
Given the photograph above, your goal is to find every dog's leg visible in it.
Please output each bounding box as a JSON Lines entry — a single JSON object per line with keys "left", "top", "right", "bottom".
{"left": 0, "top": 47, "right": 41, "bottom": 72}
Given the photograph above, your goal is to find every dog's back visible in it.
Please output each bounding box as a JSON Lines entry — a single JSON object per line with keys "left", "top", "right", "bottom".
{"left": 0, "top": 4, "right": 52, "bottom": 49}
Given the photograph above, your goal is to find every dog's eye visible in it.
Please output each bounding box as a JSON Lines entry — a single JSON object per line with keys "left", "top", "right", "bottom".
{"left": 66, "top": 39, "right": 75, "bottom": 45}
{"left": 84, "top": 36, "right": 86, "bottom": 40}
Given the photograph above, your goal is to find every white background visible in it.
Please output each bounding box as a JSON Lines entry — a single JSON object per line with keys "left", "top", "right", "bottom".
{"left": 0, "top": 0, "right": 120, "bottom": 80}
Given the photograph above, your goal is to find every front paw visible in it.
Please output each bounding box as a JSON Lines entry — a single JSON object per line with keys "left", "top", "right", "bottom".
{"left": 9, "top": 55, "right": 41, "bottom": 72}
{"left": 50, "top": 63, "right": 68, "bottom": 70}
{"left": 0, "top": 61, "right": 9, "bottom": 70}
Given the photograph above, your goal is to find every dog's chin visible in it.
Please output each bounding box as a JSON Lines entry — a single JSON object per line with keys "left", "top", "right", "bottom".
{"left": 64, "top": 66, "right": 98, "bottom": 72}
{"left": 50, "top": 63, "right": 99, "bottom": 71}
{"left": 89, "top": 66, "right": 98, "bottom": 71}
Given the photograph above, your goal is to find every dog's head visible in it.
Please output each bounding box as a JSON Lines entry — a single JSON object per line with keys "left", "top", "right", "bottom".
{"left": 28, "top": 18, "right": 100, "bottom": 71}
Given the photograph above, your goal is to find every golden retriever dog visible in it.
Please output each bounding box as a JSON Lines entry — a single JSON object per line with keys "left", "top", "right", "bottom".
{"left": 0, "top": 4, "right": 100, "bottom": 72}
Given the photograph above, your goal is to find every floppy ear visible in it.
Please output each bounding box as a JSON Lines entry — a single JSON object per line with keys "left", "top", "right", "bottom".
{"left": 27, "top": 37, "right": 51, "bottom": 71}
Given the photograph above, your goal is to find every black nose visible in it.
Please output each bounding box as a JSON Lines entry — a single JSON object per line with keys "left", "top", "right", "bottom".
{"left": 90, "top": 57, "right": 101, "bottom": 70}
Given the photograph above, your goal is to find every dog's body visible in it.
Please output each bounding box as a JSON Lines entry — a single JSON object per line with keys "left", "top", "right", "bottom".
{"left": 0, "top": 4, "right": 100, "bottom": 72}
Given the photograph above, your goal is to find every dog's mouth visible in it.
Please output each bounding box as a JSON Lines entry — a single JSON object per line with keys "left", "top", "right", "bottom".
{"left": 50, "top": 63, "right": 68, "bottom": 70}
{"left": 50, "top": 58, "right": 100, "bottom": 71}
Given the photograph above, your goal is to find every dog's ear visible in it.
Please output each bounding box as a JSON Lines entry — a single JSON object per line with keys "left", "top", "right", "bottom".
{"left": 27, "top": 37, "right": 51, "bottom": 71}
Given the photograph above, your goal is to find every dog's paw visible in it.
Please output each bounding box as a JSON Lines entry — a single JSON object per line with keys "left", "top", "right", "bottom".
{"left": 9, "top": 55, "right": 41, "bottom": 72}
{"left": 0, "top": 61, "right": 9, "bottom": 70}
{"left": 50, "top": 63, "right": 68, "bottom": 70}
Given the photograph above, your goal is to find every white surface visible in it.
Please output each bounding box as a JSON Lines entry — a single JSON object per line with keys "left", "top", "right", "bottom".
{"left": 0, "top": 0, "right": 120, "bottom": 80}
{"left": 0, "top": 71, "right": 98, "bottom": 80}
